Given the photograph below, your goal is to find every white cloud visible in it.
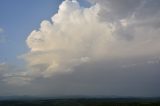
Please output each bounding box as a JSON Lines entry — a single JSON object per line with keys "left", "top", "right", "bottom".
{"left": 0, "top": 0, "right": 159, "bottom": 87}
{"left": 20, "top": 0, "right": 160, "bottom": 79}
{"left": 0, "top": 0, "right": 160, "bottom": 96}
{"left": 23, "top": 0, "right": 114, "bottom": 78}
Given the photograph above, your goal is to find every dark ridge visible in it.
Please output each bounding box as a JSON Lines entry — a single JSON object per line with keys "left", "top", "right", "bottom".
{"left": 0, "top": 97, "right": 160, "bottom": 106}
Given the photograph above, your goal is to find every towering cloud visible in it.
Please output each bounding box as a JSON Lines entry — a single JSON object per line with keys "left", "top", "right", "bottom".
{"left": 1, "top": 0, "right": 160, "bottom": 96}
{"left": 24, "top": 0, "right": 114, "bottom": 78}
{"left": 23, "top": 0, "right": 160, "bottom": 79}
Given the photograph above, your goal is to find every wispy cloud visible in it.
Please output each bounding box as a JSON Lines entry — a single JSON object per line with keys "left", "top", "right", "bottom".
{"left": 0, "top": 28, "right": 3, "bottom": 33}
{"left": 0, "top": 28, "right": 6, "bottom": 43}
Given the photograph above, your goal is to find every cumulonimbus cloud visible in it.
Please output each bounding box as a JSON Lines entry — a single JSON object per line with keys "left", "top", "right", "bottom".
{"left": 1, "top": 0, "right": 160, "bottom": 97}
{"left": 22, "top": 0, "right": 160, "bottom": 78}
{"left": 23, "top": 0, "right": 114, "bottom": 78}
{"left": 2, "top": 0, "right": 160, "bottom": 86}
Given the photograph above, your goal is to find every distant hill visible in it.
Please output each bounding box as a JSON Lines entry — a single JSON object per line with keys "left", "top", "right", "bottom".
{"left": 0, "top": 98, "right": 160, "bottom": 106}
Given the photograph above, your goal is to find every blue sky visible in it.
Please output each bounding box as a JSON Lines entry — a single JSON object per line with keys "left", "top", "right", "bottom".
{"left": 0, "top": 0, "right": 160, "bottom": 97}
{"left": 0, "top": 0, "right": 64, "bottom": 64}
{"left": 0, "top": 0, "right": 89, "bottom": 64}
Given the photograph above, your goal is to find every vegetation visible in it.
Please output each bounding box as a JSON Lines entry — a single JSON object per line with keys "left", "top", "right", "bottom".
{"left": 0, "top": 98, "right": 160, "bottom": 106}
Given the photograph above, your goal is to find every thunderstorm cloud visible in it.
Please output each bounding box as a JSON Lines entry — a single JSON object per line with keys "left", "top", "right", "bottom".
{"left": 1, "top": 0, "right": 160, "bottom": 97}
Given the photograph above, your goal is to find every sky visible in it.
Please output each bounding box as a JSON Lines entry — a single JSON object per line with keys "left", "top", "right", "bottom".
{"left": 0, "top": 0, "right": 160, "bottom": 97}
